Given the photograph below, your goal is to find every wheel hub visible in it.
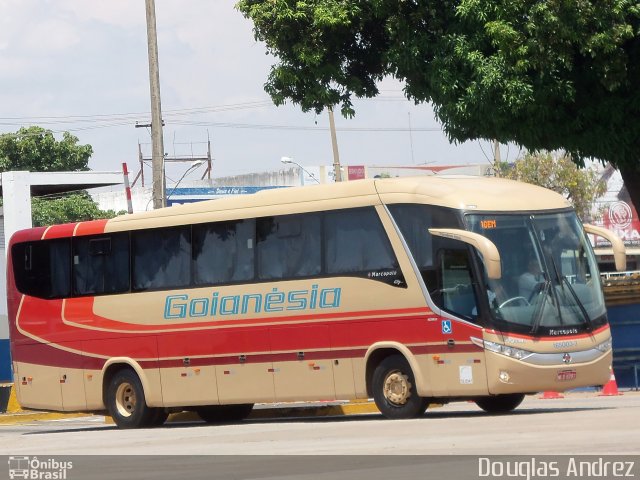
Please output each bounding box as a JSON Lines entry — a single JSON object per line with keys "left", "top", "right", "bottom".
{"left": 383, "top": 371, "right": 411, "bottom": 405}
{"left": 115, "top": 382, "right": 136, "bottom": 418}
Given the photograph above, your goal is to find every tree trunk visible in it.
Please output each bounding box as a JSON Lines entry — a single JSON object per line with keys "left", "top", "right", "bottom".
{"left": 618, "top": 164, "right": 640, "bottom": 219}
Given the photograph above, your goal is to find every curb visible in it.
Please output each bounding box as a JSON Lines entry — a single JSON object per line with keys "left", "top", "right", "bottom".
{"left": 7, "top": 385, "right": 22, "bottom": 413}
{"left": 0, "top": 385, "right": 92, "bottom": 426}
{"left": 105, "top": 401, "right": 382, "bottom": 424}
{"left": 0, "top": 411, "right": 90, "bottom": 425}
{"left": 2, "top": 381, "right": 445, "bottom": 426}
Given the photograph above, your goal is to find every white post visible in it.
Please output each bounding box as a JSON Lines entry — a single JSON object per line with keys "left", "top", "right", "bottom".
{"left": 2, "top": 171, "right": 33, "bottom": 247}
{"left": 0, "top": 171, "right": 32, "bottom": 383}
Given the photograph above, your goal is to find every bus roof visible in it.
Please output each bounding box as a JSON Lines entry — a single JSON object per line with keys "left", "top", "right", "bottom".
{"left": 8, "top": 176, "right": 574, "bottom": 241}
{"left": 107, "top": 175, "right": 570, "bottom": 229}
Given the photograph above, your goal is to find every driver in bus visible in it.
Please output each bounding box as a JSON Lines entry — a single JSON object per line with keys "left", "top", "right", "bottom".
{"left": 519, "top": 257, "right": 542, "bottom": 299}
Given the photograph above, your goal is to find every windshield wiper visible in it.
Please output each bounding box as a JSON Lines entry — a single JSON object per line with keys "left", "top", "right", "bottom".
{"left": 545, "top": 252, "right": 593, "bottom": 331}
{"left": 530, "top": 279, "right": 551, "bottom": 335}
{"left": 559, "top": 275, "right": 593, "bottom": 332}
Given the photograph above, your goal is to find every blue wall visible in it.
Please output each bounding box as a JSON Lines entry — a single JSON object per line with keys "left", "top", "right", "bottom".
{"left": 607, "top": 303, "right": 640, "bottom": 389}
{"left": 0, "top": 339, "right": 11, "bottom": 382}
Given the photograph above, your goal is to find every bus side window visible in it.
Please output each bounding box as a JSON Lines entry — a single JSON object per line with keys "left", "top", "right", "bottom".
{"left": 132, "top": 226, "right": 191, "bottom": 291}
{"left": 73, "top": 233, "right": 130, "bottom": 295}
{"left": 257, "top": 214, "right": 321, "bottom": 280}
{"left": 12, "top": 239, "right": 71, "bottom": 299}
{"left": 193, "top": 219, "right": 255, "bottom": 285}
{"left": 324, "top": 208, "right": 398, "bottom": 274}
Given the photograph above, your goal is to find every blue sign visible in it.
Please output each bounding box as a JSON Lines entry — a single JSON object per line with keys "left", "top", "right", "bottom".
{"left": 441, "top": 320, "right": 452, "bottom": 335}
{"left": 166, "top": 186, "right": 291, "bottom": 207}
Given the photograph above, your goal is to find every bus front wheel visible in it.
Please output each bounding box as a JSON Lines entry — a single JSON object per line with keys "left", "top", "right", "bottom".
{"left": 474, "top": 393, "right": 525, "bottom": 413}
{"left": 106, "top": 368, "right": 158, "bottom": 429}
{"left": 372, "top": 354, "right": 428, "bottom": 419}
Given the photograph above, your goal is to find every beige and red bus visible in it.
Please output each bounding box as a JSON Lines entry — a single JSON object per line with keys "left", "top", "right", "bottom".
{"left": 6, "top": 176, "right": 624, "bottom": 428}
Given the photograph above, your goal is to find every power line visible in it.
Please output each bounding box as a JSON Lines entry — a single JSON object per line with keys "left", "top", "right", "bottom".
{"left": 0, "top": 100, "right": 274, "bottom": 123}
{"left": 0, "top": 96, "right": 443, "bottom": 137}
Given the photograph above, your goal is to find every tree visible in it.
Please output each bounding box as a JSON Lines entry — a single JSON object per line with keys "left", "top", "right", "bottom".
{"left": 496, "top": 152, "right": 607, "bottom": 221}
{"left": 0, "top": 127, "right": 120, "bottom": 225}
{"left": 31, "top": 193, "right": 123, "bottom": 227}
{"left": 237, "top": 0, "right": 640, "bottom": 215}
{"left": 0, "top": 126, "right": 92, "bottom": 172}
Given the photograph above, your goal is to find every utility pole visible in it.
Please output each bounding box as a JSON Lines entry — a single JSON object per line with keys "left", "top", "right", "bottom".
{"left": 492, "top": 139, "right": 502, "bottom": 177}
{"left": 328, "top": 107, "right": 342, "bottom": 182}
{"left": 145, "top": 0, "right": 166, "bottom": 209}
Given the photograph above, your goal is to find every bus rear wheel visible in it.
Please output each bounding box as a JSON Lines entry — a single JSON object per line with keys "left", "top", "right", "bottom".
{"left": 474, "top": 393, "right": 525, "bottom": 413}
{"left": 106, "top": 368, "right": 157, "bottom": 429}
{"left": 196, "top": 404, "right": 254, "bottom": 423}
{"left": 372, "top": 354, "right": 428, "bottom": 419}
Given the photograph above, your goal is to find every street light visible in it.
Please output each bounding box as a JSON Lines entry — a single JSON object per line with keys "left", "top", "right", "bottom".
{"left": 166, "top": 160, "right": 206, "bottom": 203}
{"left": 280, "top": 157, "right": 320, "bottom": 185}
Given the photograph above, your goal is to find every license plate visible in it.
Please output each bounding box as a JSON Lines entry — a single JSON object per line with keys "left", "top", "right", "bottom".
{"left": 557, "top": 370, "right": 577, "bottom": 381}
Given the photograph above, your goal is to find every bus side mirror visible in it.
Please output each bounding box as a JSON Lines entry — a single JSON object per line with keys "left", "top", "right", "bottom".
{"left": 428, "top": 228, "right": 502, "bottom": 280}
{"left": 583, "top": 224, "right": 626, "bottom": 272}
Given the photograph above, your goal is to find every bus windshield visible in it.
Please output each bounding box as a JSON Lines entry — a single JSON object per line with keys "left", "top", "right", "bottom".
{"left": 466, "top": 211, "right": 606, "bottom": 335}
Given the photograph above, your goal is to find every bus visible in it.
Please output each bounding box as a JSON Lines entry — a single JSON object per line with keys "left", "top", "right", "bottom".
{"left": 6, "top": 176, "right": 625, "bottom": 428}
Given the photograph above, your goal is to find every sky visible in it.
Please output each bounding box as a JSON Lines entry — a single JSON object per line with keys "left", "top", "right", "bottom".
{"left": 0, "top": 0, "right": 510, "bottom": 185}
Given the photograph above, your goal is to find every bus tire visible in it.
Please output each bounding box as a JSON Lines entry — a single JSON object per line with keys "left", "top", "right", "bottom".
{"left": 106, "top": 368, "right": 156, "bottom": 429}
{"left": 196, "top": 404, "right": 254, "bottom": 423}
{"left": 372, "top": 354, "right": 428, "bottom": 419}
{"left": 474, "top": 393, "right": 525, "bottom": 413}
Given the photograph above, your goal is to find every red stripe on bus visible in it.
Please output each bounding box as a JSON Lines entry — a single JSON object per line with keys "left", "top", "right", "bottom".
{"left": 61, "top": 296, "right": 431, "bottom": 332}
{"left": 74, "top": 219, "right": 108, "bottom": 237}
{"left": 15, "top": 294, "right": 484, "bottom": 362}
{"left": 42, "top": 223, "right": 77, "bottom": 239}
{"left": 9, "top": 227, "right": 48, "bottom": 244}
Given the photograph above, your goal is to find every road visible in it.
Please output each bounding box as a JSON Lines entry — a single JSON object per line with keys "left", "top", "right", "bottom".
{"left": 1, "top": 391, "right": 638, "bottom": 456}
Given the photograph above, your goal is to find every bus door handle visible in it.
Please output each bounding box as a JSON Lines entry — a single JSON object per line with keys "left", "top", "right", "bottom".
{"left": 447, "top": 339, "right": 455, "bottom": 348}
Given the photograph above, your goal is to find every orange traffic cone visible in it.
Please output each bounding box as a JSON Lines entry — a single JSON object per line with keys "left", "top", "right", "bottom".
{"left": 599, "top": 371, "right": 623, "bottom": 396}
{"left": 539, "top": 390, "right": 564, "bottom": 399}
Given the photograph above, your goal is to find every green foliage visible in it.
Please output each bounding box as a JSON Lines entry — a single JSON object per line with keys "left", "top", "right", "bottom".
{"left": 31, "top": 193, "right": 124, "bottom": 228}
{"left": 0, "top": 126, "right": 119, "bottom": 226}
{"left": 0, "top": 126, "right": 92, "bottom": 172}
{"left": 496, "top": 152, "right": 607, "bottom": 220}
{"left": 237, "top": 0, "right": 640, "bottom": 213}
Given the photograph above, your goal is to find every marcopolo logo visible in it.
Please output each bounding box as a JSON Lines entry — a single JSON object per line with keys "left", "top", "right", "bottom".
{"left": 8, "top": 456, "right": 73, "bottom": 480}
{"left": 164, "top": 285, "right": 342, "bottom": 320}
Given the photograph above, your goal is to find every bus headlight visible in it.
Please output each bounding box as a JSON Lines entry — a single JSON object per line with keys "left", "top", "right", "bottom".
{"left": 471, "top": 337, "right": 533, "bottom": 361}
{"left": 595, "top": 338, "right": 612, "bottom": 353}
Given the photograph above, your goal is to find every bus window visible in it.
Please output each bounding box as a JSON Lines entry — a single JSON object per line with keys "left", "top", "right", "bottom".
{"left": 437, "top": 248, "right": 478, "bottom": 319}
{"left": 257, "top": 214, "right": 321, "bottom": 280}
{"left": 324, "top": 208, "right": 398, "bottom": 274}
{"left": 388, "top": 204, "right": 480, "bottom": 319}
{"left": 132, "top": 226, "right": 191, "bottom": 291}
{"left": 192, "top": 219, "right": 255, "bottom": 285}
{"left": 73, "top": 233, "right": 130, "bottom": 295}
{"left": 12, "top": 239, "right": 71, "bottom": 299}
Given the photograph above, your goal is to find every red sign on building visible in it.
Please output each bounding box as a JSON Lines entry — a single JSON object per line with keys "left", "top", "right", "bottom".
{"left": 598, "top": 201, "right": 640, "bottom": 247}
{"left": 347, "top": 165, "right": 366, "bottom": 181}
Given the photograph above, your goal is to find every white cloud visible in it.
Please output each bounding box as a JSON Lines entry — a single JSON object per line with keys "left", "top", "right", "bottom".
{"left": 56, "top": 0, "right": 144, "bottom": 29}
{"left": 22, "top": 17, "right": 81, "bottom": 51}
{"left": 0, "top": 1, "right": 493, "bottom": 180}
